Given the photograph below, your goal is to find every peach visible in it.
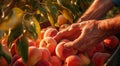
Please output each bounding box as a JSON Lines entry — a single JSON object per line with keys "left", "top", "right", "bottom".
{"left": 78, "top": 53, "right": 90, "bottom": 66}
{"left": 39, "top": 47, "right": 51, "bottom": 60}
{"left": 49, "top": 56, "right": 62, "bottom": 66}
{"left": 35, "top": 60, "right": 52, "bottom": 66}
{"left": 86, "top": 42, "right": 105, "bottom": 58}
{"left": 0, "top": 56, "right": 8, "bottom": 66}
{"left": 44, "top": 27, "right": 58, "bottom": 38}
{"left": 103, "top": 35, "right": 119, "bottom": 49}
{"left": 40, "top": 28, "right": 47, "bottom": 39}
{"left": 13, "top": 58, "right": 26, "bottom": 66}
{"left": 57, "top": 15, "right": 70, "bottom": 26}
{"left": 92, "top": 52, "right": 111, "bottom": 66}
{"left": 27, "top": 46, "right": 42, "bottom": 66}
{"left": 55, "top": 42, "right": 77, "bottom": 60}
{"left": 39, "top": 37, "right": 57, "bottom": 54}
{"left": 28, "top": 39, "right": 36, "bottom": 47}
{"left": 64, "top": 55, "right": 82, "bottom": 66}
{"left": 10, "top": 43, "right": 18, "bottom": 56}
{"left": 11, "top": 54, "right": 21, "bottom": 65}
{"left": 59, "top": 24, "right": 70, "bottom": 31}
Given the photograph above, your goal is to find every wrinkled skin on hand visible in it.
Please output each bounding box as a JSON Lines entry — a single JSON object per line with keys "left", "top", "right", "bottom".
{"left": 53, "top": 23, "right": 82, "bottom": 42}
{"left": 55, "top": 20, "right": 109, "bottom": 52}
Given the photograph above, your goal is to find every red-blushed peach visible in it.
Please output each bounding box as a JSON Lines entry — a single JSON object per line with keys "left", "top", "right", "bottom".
{"left": 44, "top": 27, "right": 58, "bottom": 38}
{"left": 35, "top": 60, "right": 52, "bottom": 66}
{"left": 27, "top": 46, "right": 42, "bottom": 66}
{"left": 86, "top": 42, "right": 105, "bottom": 58}
{"left": 39, "top": 37, "right": 57, "bottom": 54}
{"left": 64, "top": 55, "right": 82, "bottom": 66}
{"left": 49, "top": 56, "right": 62, "bottom": 66}
{"left": 39, "top": 47, "right": 51, "bottom": 60}
{"left": 10, "top": 43, "right": 18, "bottom": 56}
{"left": 103, "top": 35, "right": 119, "bottom": 49}
{"left": 40, "top": 28, "right": 47, "bottom": 39}
{"left": 92, "top": 52, "right": 111, "bottom": 66}
{"left": 13, "top": 58, "right": 26, "bottom": 66}
{"left": 78, "top": 53, "right": 90, "bottom": 66}
{"left": 11, "top": 54, "right": 21, "bottom": 65}
{"left": 55, "top": 42, "right": 77, "bottom": 60}
{"left": 0, "top": 56, "right": 8, "bottom": 66}
{"left": 28, "top": 39, "right": 36, "bottom": 47}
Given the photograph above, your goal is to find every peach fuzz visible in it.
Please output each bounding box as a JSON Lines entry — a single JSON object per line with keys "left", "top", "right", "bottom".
{"left": 43, "top": 27, "right": 58, "bottom": 38}
{"left": 39, "top": 47, "right": 51, "bottom": 60}
{"left": 27, "top": 46, "right": 42, "bottom": 66}
{"left": 55, "top": 41, "right": 77, "bottom": 60}
{"left": 39, "top": 37, "right": 57, "bottom": 54}
{"left": 49, "top": 56, "right": 62, "bottom": 66}
{"left": 35, "top": 60, "right": 52, "bottom": 66}
{"left": 64, "top": 55, "right": 82, "bottom": 66}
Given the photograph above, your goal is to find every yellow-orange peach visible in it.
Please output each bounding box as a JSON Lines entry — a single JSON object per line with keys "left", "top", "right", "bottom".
{"left": 78, "top": 53, "right": 90, "bottom": 66}
{"left": 55, "top": 42, "right": 77, "bottom": 60}
{"left": 39, "top": 37, "right": 57, "bottom": 54}
{"left": 39, "top": 47, "right": 51, "bottom": 60}
{"left": 27, "top": 46, "right": 42, "bottom": 66}
{"left": 64, "top": 55, "right": 82, "bottom": 66}
{"left": 49, "top": 56, "right": 62, "bottom": 66}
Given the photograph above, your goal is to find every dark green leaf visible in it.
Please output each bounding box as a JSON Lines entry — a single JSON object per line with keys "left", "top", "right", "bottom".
{"left": 0, "top": 44, "right": 3, "bottom": 57}
{"left": 16, "top": 35, "right": 28, "bottom": 63}
{"left": 2, "top": 51, "right": 11, "bottom": 64}
{"left": 7, "top": 23, "right": 23, "bottom": 48}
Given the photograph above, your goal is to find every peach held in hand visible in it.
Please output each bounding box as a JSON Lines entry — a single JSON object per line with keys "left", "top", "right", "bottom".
{"left": 55, "top": 41, "right": 77, "bottom": 60}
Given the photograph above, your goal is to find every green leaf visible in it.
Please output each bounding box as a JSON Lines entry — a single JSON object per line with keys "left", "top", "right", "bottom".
{"left": 23, "top": 14, "right": 38, "bottom": 40}
{"left": 7, "top": 23, "right": 23, "bottom": 48}
{"left": 2, "top": 51, "right": 11, "bottom": 64}
{"left": 16, "top": 35, "right": 28, "bottom": 63}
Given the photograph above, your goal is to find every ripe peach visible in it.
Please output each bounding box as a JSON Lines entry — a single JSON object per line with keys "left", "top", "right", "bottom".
{"left": 57, "top": 15, "right": 70, "bottom": 26}
{"left": 64, "top": 55, "right": 82, "bottom": 66}
{"left": 10, "top": 43, "right": 18, "bottom": 56}
{"left": 39, "top": 37, "right": 57, "bottom": 54}
{"left": 86, "top": 42, "right": 105, "bottom": 58}
{"left": 0, "top": 56, "right": 8, "bottom": 66}
{"left": 49, "top": 56, "right": 62, "bottom": 66}
{"left": 103, "top": 35, "right": 119, "bottom": 49}
{"left": 55, "top": 42, "right": 77, "bottom": 60}
{"left": 35, "top": 60, "right": 52, "bottom": 66}
{"left": 44, "top": 27, "right": 58, "bottom": 38}
{"left": 41, "top": 28, "right": 47, "bottom": 39}
{"left": 78, "top": 53, "right": 90, "bottom": 66}
{"left": 28, "top": 39, "right": 36, "bottom": 47}
{"left": 92, "top": 52, "right": 111, "bottom": 66}
{"left": 39, "top": 47, "right": 51, "bottom": 60}
{"left": 13, "top": 58, "right": 26, "bottom": 66}
{"left": 11, "top": 54, "right": 21, "bottom": 65}
{"left": 27, "top": 46, "right": 42, "bottom": 66}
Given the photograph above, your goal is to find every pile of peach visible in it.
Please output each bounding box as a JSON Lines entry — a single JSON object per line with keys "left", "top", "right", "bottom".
{"left": 0, "top": 26, "right": 119, "bottom": 66}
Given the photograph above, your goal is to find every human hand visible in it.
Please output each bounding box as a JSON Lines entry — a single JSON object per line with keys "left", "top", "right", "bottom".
{"left": 53, "top": 23, "right": 82, "bottom": 42}
{"left": 64, "top": 20, "right": 108, "bottom": 51}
